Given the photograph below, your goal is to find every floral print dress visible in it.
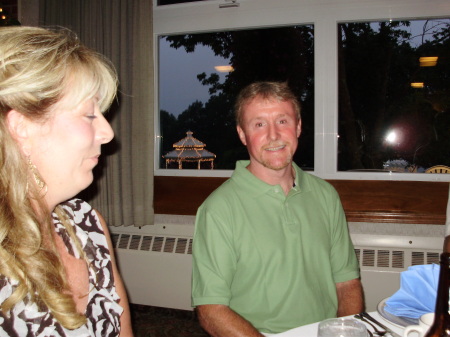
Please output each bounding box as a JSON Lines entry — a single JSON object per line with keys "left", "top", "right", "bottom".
{"left": 0, "top": 199, "right": 123, "bottom": 337}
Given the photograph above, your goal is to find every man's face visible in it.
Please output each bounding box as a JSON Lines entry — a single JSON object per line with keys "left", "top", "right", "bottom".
{"left": 237, "top": 96, "right": 301, "bottom": 173}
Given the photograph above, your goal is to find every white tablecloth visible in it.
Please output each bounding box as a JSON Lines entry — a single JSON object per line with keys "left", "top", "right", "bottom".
{"left": 263, "top": 312, "right": 404, "bottom": 336}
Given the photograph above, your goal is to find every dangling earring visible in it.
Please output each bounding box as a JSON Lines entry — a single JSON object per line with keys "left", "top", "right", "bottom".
{"left": 27, "top": 156, "right": 48, "bottom": 196}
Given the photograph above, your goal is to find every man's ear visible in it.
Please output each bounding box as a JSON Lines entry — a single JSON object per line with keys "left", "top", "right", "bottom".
{"left": 6, "top": 109, "right": 29, "bottom": 142}
{"left": 236, "top": 125, "right": 247, "bottom": 146}
{"left": 296, "top": 119, "right": 302, "bottom": 138}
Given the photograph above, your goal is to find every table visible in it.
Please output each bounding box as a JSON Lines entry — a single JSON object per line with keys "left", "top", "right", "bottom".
{"left": 263, "top": 312, "right": 404, "bottom": 336}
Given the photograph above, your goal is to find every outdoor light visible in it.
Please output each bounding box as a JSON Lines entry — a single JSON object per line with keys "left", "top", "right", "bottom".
{"left": 385, "top": 131, "right": 397, "bottom": 144}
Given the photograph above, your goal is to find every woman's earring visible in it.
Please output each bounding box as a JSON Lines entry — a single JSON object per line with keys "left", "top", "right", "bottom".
{"left": 27, "top": 156, "right": 48, "bottom": 196}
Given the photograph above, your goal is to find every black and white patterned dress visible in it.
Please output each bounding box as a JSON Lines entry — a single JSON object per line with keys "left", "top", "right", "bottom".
{"left": 0, "top": 199, "right": 123, "bottom": 337}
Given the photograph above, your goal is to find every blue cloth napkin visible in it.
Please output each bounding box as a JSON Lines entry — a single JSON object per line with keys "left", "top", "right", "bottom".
{"left": 384, "top": 264, "right": 439, "bottom": 319}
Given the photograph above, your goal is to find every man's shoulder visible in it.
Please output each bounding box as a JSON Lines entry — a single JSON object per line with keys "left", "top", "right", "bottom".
{"left": 297, "top": 167, "right": 337, "bottom": 193}
{"left": 202, "top": 177, "right": 240, "bottom": 205}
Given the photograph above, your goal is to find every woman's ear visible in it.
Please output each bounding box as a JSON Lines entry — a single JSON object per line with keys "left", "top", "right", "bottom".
{"left": 6, "top": 109, "right": 29, "bottom": 143}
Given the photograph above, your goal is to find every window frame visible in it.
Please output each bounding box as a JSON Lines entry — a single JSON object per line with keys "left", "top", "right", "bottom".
{"left": 153, "top": 0, "right": 450, "bottom": 182}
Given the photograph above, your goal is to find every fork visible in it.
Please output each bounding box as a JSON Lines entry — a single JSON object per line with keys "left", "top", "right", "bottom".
{"left": 354, "top": 314, "right": 387, "bottom": 336}
{"left": 366, "top": 328, "right": 374, "bottom": 337}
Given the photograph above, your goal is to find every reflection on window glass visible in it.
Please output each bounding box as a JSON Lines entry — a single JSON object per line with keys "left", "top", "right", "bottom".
{"left": 0, "top": 0, "right": 19, "bottom": 25}
{"left": 158, "top": 26, "right": 314, "bottom": 170}
{"left": 338, "top": 19, "right": 450, "bottom": 173}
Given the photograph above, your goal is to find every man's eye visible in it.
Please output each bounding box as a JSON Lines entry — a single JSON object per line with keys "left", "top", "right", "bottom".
{"left": 255, "top": 122, "right": 264, "bottom": 127}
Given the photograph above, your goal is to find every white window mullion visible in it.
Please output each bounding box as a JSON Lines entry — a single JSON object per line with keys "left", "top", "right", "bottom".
{"left": 313, "top": 18, "right": 339, "bottom": 179}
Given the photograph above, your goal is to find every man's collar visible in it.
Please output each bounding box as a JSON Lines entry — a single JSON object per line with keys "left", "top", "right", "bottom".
{"left": 232, "top": 160, "right": 309, "bottom": 196}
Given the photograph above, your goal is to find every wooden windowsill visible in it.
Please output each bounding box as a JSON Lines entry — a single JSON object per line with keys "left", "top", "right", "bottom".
{"left": 155, "top": 176, "right": 448, "bottom": 225}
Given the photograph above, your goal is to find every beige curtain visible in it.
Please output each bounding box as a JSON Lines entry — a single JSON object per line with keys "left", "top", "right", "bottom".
{"left": 39, "top": 0, "right": 154, "bottom": 227}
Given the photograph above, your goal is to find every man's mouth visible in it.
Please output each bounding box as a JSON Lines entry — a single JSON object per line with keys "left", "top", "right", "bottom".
{"left": 265, "top": 144, "right": 286, "bottom": 151}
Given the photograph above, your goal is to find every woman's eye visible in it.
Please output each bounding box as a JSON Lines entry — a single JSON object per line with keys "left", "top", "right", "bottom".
{"left": 86, "top": 114, "right": 97, "bottom": 120}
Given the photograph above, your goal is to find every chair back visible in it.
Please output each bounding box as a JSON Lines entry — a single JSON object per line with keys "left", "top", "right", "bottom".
{"left": 425, "top": 165, "right": 450, "bottom": 173}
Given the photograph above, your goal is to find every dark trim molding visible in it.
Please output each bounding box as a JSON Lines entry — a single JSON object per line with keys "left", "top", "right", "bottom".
{"left": 154, "top": 176, "right": 448, "bottom": 225}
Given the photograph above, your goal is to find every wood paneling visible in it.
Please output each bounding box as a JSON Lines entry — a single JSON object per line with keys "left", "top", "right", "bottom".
{"left": 154, "top": 176, "right": 449, "bottom": 224}
{"left": 327, "top": 180, "right": 448, "bottom": 224}
{"left": 154, "top": 176, "right": 225, "bottom": 215}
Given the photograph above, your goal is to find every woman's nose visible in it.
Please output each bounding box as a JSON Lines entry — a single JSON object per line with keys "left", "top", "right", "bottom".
{"left": 98, "top": 114, "right": 114, "bottom": 144}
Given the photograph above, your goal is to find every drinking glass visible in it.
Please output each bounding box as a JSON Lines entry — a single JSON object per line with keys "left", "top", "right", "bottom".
{"left": 318, "top": 318, "right": 368, "bottom": 337}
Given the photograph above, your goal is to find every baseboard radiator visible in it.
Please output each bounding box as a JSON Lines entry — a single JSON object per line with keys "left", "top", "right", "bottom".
{"left": 110, "top": 225, "right": 442, "bottom": 312}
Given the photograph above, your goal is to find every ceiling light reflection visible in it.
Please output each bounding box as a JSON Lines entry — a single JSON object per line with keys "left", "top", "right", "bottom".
{"left": 419, "top": 56, "right": 438, "bottom": 67}
{"left": 214, "top": 65, "right": 234, "bottom": 73}
{"left": 411, "top": 82, "right": 424, "bottom": 88}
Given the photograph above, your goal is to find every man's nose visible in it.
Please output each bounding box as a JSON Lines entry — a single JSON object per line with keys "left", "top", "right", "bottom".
{"left": 268, "top": 123, "right": 279, "bottom": 140}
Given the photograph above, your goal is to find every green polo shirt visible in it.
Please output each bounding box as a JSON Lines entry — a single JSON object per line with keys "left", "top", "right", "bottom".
{"left": 192, "top": 160, "right": 359, "bottom": 334}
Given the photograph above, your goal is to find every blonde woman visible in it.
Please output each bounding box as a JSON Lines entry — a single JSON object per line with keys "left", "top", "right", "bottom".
{"left": 0, "top": 26, "right": 133, "bottom": 336}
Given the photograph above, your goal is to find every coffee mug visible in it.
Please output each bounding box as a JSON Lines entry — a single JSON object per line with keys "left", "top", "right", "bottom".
{"left": 403, "top": 313, "right": 434, "bottom": 337}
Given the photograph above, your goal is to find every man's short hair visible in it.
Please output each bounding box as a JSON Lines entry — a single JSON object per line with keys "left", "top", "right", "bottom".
{"left": 234, "top": 81, "right": 301, "bottom": 126}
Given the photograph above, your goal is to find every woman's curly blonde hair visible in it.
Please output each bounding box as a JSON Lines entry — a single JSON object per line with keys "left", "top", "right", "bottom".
{"left": 0, "top": 26, "right": 118, "bottom": 329}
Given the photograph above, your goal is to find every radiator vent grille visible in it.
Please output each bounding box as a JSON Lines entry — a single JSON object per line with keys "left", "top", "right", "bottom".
{"left": 111, "top": 233, "right": 440, "bottom": 267}
{"left": 164, "top": 238, "right": 176, "bottom": 252}
{"left": 362, "top": 249, "right": 375, "bottom": 267}
{"left": 141, "top": 236, "right": 153, "bottom": 251}
{"left": 355, "top": 248, "right": 439, "bottom": 270}
{"left": 175, "top": 238, "right": 188, "bottom": 254}
{"left": 393, "top": 251, "right": 405, "bottom": 268}
{"left": 412, "top": 251, "right": 424, "bottom": 265}
{"left": 111, "top": 233, "right": 193, "bottom": 255}
{"left": 117, "top": 234, "right": 130, "bottom": 249}
{"left": 377, "top": 250, "right": 390, "bottom": 267}
{"left": 153, "top": 237, "right": 164, "bottom": 252}
{"left": 427, "top": 252, "right": 440, "bottom": 264}
{"left": 129, "top": 235, "right": 141, "bottom": 250}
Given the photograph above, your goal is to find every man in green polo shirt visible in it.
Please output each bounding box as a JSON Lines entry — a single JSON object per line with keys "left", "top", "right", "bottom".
{"left": 191, "top": 81, "right": 364, "bottom": 336}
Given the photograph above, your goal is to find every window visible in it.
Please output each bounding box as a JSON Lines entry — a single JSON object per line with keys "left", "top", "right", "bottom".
{"left": 0, "top": 0, "right": 19, "bottom": 25}
{"left": 338, "top": 19, "right": 450, "bottom": 173}
{"left": 154, "top": 0, "right": 450, "bottom": 182}
{"left": 158, "top": 26, "right": 314, "bottom": 170}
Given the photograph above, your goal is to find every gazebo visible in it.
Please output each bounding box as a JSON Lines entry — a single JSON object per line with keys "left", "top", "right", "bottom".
{"left": 163, "top": 131, "right": 216, "bottom": 169}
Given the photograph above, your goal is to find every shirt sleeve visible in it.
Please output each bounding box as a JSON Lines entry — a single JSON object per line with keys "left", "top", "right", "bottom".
{"left": 191, "top": 202, "right": 237, "bottom": 307}
{"left": 328, "top": 187, "right": 360, "bottom": 283}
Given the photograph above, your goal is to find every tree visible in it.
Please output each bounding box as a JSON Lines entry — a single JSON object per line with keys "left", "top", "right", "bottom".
{"left": 337, "top": 20, "right": 450, "bottom": 171}
{"left": 163, "top": 26, "right": 315, "bottom": 169}
{"left": 160, "top": 19, "right": 450, "bottom": 171}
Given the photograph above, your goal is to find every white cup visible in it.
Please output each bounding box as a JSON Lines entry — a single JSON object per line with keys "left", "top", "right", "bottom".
{"left": 318, "top": 318, "right": 368, "bottom": 337}
{"left": 403, "top": 313, "right": 434, "bottom": 337}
